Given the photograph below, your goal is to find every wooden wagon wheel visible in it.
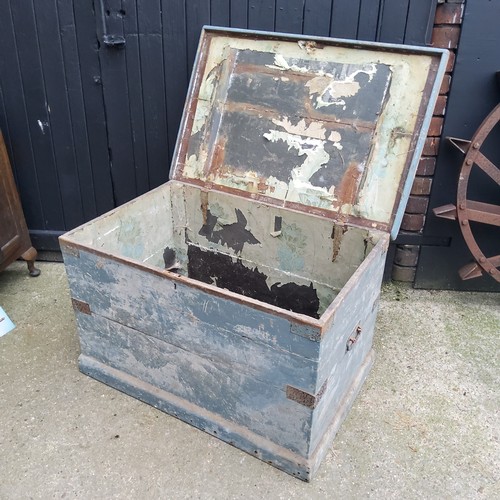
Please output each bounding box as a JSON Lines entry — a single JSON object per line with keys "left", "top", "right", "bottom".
{"left": 434, "top": 103, "right": 500, "bottom": 282}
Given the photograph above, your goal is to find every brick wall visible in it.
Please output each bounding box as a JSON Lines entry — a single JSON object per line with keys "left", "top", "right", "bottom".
{"left": 391, "top": 0, "right": 465, "bottom": 282}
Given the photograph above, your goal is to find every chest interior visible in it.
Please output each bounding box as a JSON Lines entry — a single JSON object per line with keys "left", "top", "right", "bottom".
{"left": 67, "top": 180, "right": 380, "bottom": 319}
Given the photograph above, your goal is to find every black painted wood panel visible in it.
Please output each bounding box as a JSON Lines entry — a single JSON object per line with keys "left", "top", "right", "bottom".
{"left": 0, "top": 0, "right": 437, "bottom": 251}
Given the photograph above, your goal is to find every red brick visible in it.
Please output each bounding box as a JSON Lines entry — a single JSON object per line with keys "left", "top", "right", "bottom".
{"left": 433, "top": 96, "right": 447, "bottom": 116}
{"left": 411, "top": 177, "right": 433, "bottom": 196}
{"left": 432, "top": 26, "right": 461, "bottom": 49}
{"left": 435, "top": 3, "right": 464, "bottom": 25}
{"left": 446, "top": 52, "right": 456, "bottom": 73}
{"left": 423, "top": 137, "right": 440, "bottom": 156}
{"left": 417, "top": 157, "right": 436, "bottom": 176}
{"left": 392, "top": 264, "right": 416, "bottom": 282}
{"left": 405, "top": 196, "right": 429, "bottom": 214}
{"left": 440, "top": 74, "right": 452, "bottom": 95}
{"left": 401, "top": 213, "right": 425, "bottom": 232}
{"left": 428, "top": 116, "right": 444, "bottom": 136}
{"left": 394, "top": 245, "right": 420, "bottom": 267}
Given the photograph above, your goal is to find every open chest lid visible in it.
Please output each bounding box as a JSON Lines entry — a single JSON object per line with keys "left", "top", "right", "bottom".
{"left": 171, "top": 27, "right": 448, "bottom": 238}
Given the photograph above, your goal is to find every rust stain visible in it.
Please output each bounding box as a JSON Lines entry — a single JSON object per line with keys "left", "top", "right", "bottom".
{"left": 331, "top": 225, "right": 348, "bottom": 262}
{"left": 71, "top": 298, "right": 91, "bottom": 315}
{"left": 200, "top": 190, "right": 209, "bottom": 225}
{"left": 286, "top": 379, "right": 328, "bottom": 409}
{"left": 336, "top": 162, "right": 363, "bottom": 207}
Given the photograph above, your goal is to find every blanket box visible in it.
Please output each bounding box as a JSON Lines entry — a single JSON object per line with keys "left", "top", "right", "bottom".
{"left": 60, "top": 27, "right": 447, "bottom": 481}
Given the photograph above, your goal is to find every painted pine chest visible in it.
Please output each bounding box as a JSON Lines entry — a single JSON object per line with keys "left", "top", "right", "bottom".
{"left": 60, "top": 28, "right": 447, "bottom": 481}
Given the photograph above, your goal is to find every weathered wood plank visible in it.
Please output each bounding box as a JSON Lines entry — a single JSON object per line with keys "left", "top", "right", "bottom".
{"left": 136, "top": 0, "right": 170, "bottom": 189}
{"left": 186, "top": 0, "right": 210, "bottom": 70}
{"left": 96, "top": 0, "right": 137, "bottom": 205}
{"left": 57, "top": 1, "right": 99, "bottom": 222}
{"left": 404, "top": 0, "right": 438, "bottom": 46}
{"left": 230, "top": 0, "right": 248, "bottom": 29}
{"left": 275, "top": 0, "right": 305, "bottom": 34}
{"left": 211, "top": 0, "right": 230, "bottom": 26}
{"left": 357, "top": 0, "right": 381, "bottom": 42}
{"left": 378, "top": 0, "right": 410, "bottom": 44}
{"left": 248, "top": 0, "right": 275, "bottom": 31}
{"left": 76, "top": 311, "right": 314, "bottom": 456}
{"left": 330, "top": 0, "right": 361, "bottom": 39}
{"left": 80, "top": 354, "right": 313, "bottom": 479}
{"left": 9, "top": 0, "right": 64, "bottom": 229}
{"left": 303, "top": 0, "right": 332, "bottom": 37}
{"left": 34, "top": 1, "right": 85, "bottom": 229}
{"left": 71, "top": 0, "right": 115, "bottom": 216}
{"left": 162, "top": 0, "right": 189, "bottom": 162}
{"left": 121, "top": 0, "right": 150, "bottom": 195}
{"left": 309, "top": 235, "right": 388, "bottom": 452}
{"left": 62, "top": 248, "right": 320, "bottom": 393}
{"left": 318, "top": 234, "right": 388, "bottom": 383}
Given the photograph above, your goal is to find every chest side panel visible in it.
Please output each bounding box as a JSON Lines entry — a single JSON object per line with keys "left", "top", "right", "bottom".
{"left": 309, "top": 234, "right": 388, "bottom": 453}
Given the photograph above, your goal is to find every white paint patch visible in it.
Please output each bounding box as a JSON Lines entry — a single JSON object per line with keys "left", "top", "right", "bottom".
{"left": 37, "top": 120, "right": 47, "bottom": 134}
{"left": 271, "top": 117, "right": 327, "bottom": 140}
{"left": 266, "top": 54, "right": 310, "bottom": 74}
{"left": 263, "top": 127, "right": 334, "bottom": 205}
{"left": 306, "top": 64, "right": 378, "bottom": 109}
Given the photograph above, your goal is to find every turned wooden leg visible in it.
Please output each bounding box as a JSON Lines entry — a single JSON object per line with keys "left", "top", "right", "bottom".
{"left": 21, "top": 247, "right": 41, "bottom": 277}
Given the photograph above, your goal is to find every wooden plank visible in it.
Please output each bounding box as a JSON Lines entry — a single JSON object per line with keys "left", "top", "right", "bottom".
{"left": 33, "top": 1, "right": 85, "bottom": 230}
{"left": 303, "top": 0, "right": 332, "bottom": 37}
{"left": 309, "top": 236, "right": 388, "bottom": 453}
{"left": 121, "top": 0, "right": 150, "bottom": 195}
{"left": 57, "top": 1, "right": 99, "bottom": 222}
{"left": 80, "top": 354, "right": 313, "bottom": 479}
{"left": 162, "top": 0, "right": 189, "bottom": 164}
{"left": 61, "top": 246, "right": 321, "bottom": 359}
{"left": 377, "top": 0, "right": 410, "bottom": 44}
{"left": 318, "top": 235, "right": 388, "bottom": 383}
{"left": 357, "top": 0, "right": 382, "bottom": 41}
{"left": 186, "top": 0, "right": 210, "bottom": 71}
{"left": 137, "top": 0, "right": 170, "bottom": 189}
{"left": 404, "top": 0, "right": 438, "bottom": 46}
{"left": 8, "top": 0, "right": 64, "bottom": 230}
{"left": 275, "top": 0, "right": 305, "bottom": 34}
{"left": 230, "top": 0, "right": 248, "bottom": 29}
{"left": 330, "top": 0, "right": 362, "bottom": 39}
{"left": 71, "top": 0, "right": 115, "bottom": 216}
{"left": 248, "top": 0, "right": 275, "bottom": 31}
{"left": 211, "top": 0, "right": 230, "bottom": 26}
{"left": 76, "top": 309, "right": 314, "bottom": 458}
{"left": 96, "top": 0, "right": 137, "bottom": 205}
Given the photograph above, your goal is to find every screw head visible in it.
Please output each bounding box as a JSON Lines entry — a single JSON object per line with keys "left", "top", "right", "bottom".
{"left": 473, "top": 142, "right": 480, "bottom": 149}
{"left": 466, "top": 159, "right": 473, "bottom": 166}
{"left": 479, "top": 257, "right": 486, "bottom": 263}
{"left": 461, "top": 219, "right": 469, "bottom": 226}
{"left": 459, "top": 203, "right": 465, "bottom": 210}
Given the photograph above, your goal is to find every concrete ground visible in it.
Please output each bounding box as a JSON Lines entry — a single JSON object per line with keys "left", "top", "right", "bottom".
{"left": 0, "top": 261, "right": 498, "bottom": 499}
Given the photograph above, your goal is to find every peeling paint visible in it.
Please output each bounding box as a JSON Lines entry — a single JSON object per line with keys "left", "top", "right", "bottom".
{"left": 306, "top": 64, "right": 378, "bottom": 110}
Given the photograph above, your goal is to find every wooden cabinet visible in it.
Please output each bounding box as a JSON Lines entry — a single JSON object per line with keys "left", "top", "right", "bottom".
{"left": 0, "top": 131, "right": 40, "bottom": 276}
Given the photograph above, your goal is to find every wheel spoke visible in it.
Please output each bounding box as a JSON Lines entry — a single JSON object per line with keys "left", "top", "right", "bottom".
{"left": 464, "top": 200, "right": 500, "bottom": 226}
{"left": 475, "top": 151, "right": 500, "bottom": 184}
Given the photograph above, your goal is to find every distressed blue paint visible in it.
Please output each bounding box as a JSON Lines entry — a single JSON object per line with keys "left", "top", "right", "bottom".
{"left": 65, "top": 249, "right": 320, "bottom": 393}
{"left": 80, "top": 355, "right": 313, "bottom": 480}
{"left": 77, "top": 312, "right": 313, "bottom": 456}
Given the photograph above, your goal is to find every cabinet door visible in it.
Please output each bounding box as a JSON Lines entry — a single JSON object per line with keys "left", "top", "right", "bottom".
{"left": 0, "top": 132, "right": 29, "bottom": 269}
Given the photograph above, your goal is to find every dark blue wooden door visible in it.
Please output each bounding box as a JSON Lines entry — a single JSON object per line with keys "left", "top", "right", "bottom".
{"left": 0, "top": 0, "right": 437, "bottom": 251}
